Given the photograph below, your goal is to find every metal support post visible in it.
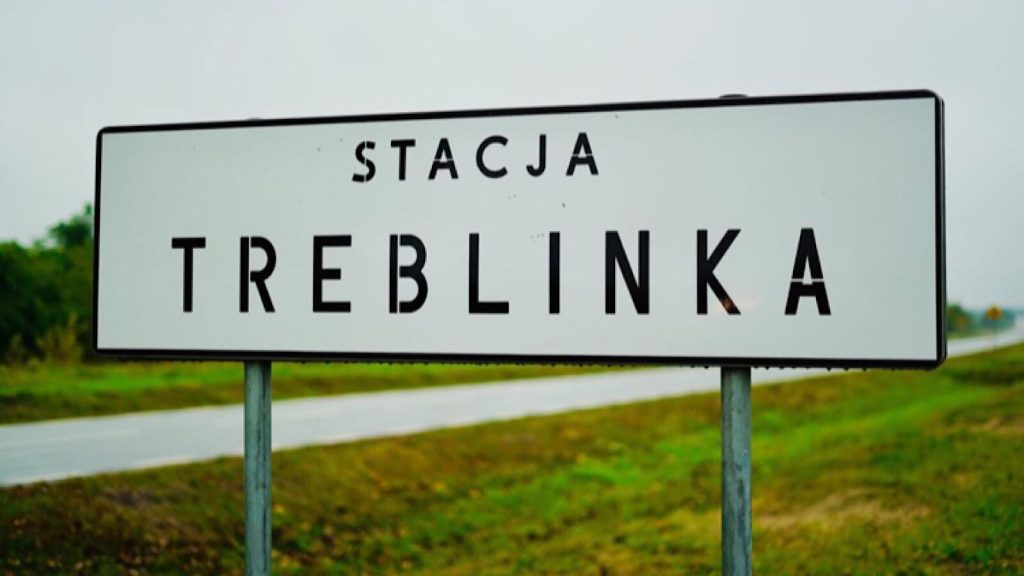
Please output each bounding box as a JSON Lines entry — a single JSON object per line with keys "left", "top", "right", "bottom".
{"left": 721, "top": 366, "right": 752, "bottom": 576}
{"left": 244, "top": 361, "right": 272, "bottom": 576}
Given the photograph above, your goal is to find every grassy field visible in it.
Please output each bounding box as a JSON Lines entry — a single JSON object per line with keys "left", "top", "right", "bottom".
{"left": 2, "top": 344, "right": 1023, "bottom": 575}
{"left": 0, "top": 361, "right": 608, "bottom": 424}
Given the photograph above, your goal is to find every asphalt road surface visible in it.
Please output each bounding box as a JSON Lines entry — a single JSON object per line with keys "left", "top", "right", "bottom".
{"left": 2, "top": 327, "right": 1022, "bottom": 487}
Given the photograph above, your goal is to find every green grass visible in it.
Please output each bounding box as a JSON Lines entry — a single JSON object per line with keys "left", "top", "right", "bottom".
{"left": 0, "top": 361, "right": 608, "bottom": 424}
{"left": 2, "top": 345, "right": 1023, "bottom": 574}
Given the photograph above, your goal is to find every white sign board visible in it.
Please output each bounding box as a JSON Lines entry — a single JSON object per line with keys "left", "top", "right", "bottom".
{"left": 94, "top": 91, "right": 945, "bottom": 368}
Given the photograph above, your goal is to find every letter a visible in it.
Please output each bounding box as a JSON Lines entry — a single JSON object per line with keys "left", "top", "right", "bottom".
{"left": 784, "top": 228, "right": 831, "bottom": 315}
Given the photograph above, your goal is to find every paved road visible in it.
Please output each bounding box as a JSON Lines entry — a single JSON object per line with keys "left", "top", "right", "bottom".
{"left": 2, "top": 327, "right": 1022, "bottom": 487}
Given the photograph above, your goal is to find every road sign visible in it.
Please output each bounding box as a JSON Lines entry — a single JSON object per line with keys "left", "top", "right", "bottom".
{"left": 985, "top": 306, "right": 1003, "bottom": 323}
{"left": 94, "top": 90, "right": 945, "bottom": 367}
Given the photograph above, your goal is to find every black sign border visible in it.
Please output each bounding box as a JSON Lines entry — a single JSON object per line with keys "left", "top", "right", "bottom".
{"left": 94, "top": 89, "right": 946, "bottom": 369}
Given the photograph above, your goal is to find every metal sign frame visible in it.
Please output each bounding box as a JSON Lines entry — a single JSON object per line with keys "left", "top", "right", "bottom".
{"left": 93, "top": 89, "right": 946, "bottom": 369}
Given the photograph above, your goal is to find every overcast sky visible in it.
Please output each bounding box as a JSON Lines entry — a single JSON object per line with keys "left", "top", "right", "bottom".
{"left": 1, "top": 1, "right": 1020, "bottom": 309}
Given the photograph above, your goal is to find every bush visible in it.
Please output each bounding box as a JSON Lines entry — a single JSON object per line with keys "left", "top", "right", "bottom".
{"left": 34, "top": 315, "right": 83, "bottom": 365}
{"left": 4, "top": 334, "right": 28, "bottom": 366}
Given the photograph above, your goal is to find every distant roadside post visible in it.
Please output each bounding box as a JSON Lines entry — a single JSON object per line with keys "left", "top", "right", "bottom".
{"left": 986, "top": 306, "right": 1005, "bottom": 348}
{"left": 986, "top": 305, "right": 1004, "bottom": 329}
{"left": 94, "top": 90, "right": 945, "bottom": 576}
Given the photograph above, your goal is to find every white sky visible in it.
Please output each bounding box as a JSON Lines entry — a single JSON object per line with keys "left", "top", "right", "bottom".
{"left": 1, "top": 1, "right": 1021, "bottom": 309}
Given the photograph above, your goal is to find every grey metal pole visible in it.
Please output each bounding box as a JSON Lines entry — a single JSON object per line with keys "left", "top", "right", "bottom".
{"left": 244, "top": 361, "right": 272, "bottom": 576}
{"left": 717, "top": 91, "right": 752, "bottom": 576}
{"left": 721, "top": 366, "right": 752, "bottom": 576}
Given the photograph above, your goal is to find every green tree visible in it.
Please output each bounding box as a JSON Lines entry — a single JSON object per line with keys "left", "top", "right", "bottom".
{"left": 0, "top": 241, "right": 63, "bottom": 355}
{"left": 0, "top": 204, "right": 93, "bottom": 362}
{"left": 46, "top": 205, "right": 94, "bottom": 349}
{"left": 946, "top": 303, "right": 974, "bottom": 335}
{"left": 45, "top": 204, "right": 93, "bottom": 249}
